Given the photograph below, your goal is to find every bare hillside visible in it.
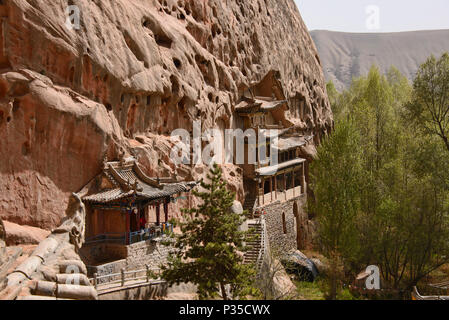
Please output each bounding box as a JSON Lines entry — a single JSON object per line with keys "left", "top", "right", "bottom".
{"left": 311, "top": 29, "right": 449, "bottom": 90}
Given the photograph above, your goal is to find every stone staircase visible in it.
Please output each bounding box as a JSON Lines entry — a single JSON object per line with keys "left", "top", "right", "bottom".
{"left": 243, "top": 195, "right": 257, "bottom": 216}
{"left": 243, "top": 222, "right": 264, "bottom": 272}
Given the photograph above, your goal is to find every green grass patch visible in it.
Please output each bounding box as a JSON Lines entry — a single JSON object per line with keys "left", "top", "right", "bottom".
{"left": 294, "top": 280, "right": 325, "bottom": 300}
{"left": 294, "top": 278, "right": 360, "bottom": 300}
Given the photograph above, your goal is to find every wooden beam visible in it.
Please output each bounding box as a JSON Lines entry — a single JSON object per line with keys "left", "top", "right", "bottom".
{"left": 125, "top": 212, "right": 130, "bottom": 245}
{"left": 164, "top": 198, "right": 169, "bottom": 222}
{"left": 274, "top": 175, "right": 278, "bottom": 201}
{"left": 301, "top": 162, "right": 307, "bottom": 194}
{"left": 292, "top": 169, "right": 296, "bottom": 198}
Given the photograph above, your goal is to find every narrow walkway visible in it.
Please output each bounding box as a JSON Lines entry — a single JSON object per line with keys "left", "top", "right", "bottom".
{"left": 91, "top": 267, "right": 164, "bottom": 295}
{"left": 96, "top": 278, "right": 166, "bottom": 295}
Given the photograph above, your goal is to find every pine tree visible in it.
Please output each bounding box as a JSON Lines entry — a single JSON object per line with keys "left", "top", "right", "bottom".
{"left": 162, "top": 164, "right": 258, "bottom": 300}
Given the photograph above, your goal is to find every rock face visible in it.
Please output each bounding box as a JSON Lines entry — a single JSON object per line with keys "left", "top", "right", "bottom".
{"left": 1, "top": 194, "right": 97, "bottom": 300}
{"left": 0, "top": 0, "right": 332, "bottom": 230}
{"left": 281, "top": 250, "right": 318, "bottom": 282}
{"left": 3, "top": 220, "right": 50, "bottom": 246}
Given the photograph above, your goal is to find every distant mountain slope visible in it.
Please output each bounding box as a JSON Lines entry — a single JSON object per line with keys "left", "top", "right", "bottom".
{"left": 311, "top": 29, "right": 449, "bottom": 91}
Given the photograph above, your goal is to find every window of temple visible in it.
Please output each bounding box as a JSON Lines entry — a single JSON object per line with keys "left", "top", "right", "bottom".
{"left": 282, "top": 212, "right": 287, "bottom": 234}
{"left": 277, "top": 175, "right": 284, "bottom": 192}
{"left": 264, "top": 180, "right": 270, "bottom": 194}
{"left": 294, "top": 171, "right": 302, "bottom": 188}
{"left": 280, "top": 152, "right": 285, "bottom": 163}
{"left": 289, "top": 150, "right": 295, "bottom": 160}
{"left": 286, "top": 172, "right": 293, "bottom": 190}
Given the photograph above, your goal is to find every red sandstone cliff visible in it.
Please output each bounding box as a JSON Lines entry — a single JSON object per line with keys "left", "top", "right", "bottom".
{"left": 0, "top": 0, "right": 332, "bottom": 230}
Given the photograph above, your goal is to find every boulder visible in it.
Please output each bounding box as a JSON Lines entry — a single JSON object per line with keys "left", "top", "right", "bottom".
{"left": 230, "top": 201, "right": 244, "bottom": 215}
{"left": 281, "top": 250, "right": 319, "bottom": 282}
{"left": 310, "top": 258, "right": 328, "bottom": 275}
{"left": 270, "top": 259, "right": 298, "bottom": 299}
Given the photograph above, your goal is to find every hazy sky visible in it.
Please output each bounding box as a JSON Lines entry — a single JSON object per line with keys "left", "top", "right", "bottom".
{"left": 295, "top": 0, "right": 449, "bottom": 33}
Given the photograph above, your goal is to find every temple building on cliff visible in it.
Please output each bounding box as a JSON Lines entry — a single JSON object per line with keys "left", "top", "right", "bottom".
{"left": 78, "top": 157, "right": 196, "bottom": 267}
{"left": 236, "top": 71, "right": 317, "bottom": 252}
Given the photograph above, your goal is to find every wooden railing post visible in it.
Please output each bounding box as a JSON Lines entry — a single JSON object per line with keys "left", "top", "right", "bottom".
{"left": 94, "top": 273, "right": 98, "bottom": 290}
{"left": 146, "top": 265, "right": 150, "bottom": 283}
{"left": 121, "top": 268, "right": 125, "bottom": 287}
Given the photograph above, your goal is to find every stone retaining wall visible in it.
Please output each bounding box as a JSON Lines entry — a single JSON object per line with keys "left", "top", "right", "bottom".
{"left": 87, "top": 259, "right": 127, "bottom": 283}
{"left": 125, "top": 238, "right": 175, "bottom": 270}
{"left": 81, "top": 243, "right": 128, "bottom": 267}
{"left": 82, "top": 237, "right": 176, "bottom": 278}
{"left": 260, "top": 195, "right": 315, "bottom": 254}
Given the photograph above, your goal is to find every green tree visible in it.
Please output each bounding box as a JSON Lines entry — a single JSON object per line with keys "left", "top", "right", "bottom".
{"left": 309, "top": 119, "right": 363, "bottom": 299}
{"left": 407, "top": 53, "right": 449, "bottom": 153}
{"left": 162, "top": 164, "right": 257, "bottom": 300}
{"left": 320, "top": 64, "right": 449, "bottom": 294}
{"left": 326, "top": 81, "right": 339, "bottom": 111}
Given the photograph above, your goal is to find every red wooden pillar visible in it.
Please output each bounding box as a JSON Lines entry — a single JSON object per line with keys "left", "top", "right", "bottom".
{"left": 125, "top": 212, "right": 130, "bottom": 245}
{"left": 164, "top": 198, "right": 169, "bottom": 222}
{"left": 137, "top": 208, "right": 141, "bottom": 230}
{"left": 101, "top": 211, "right": 105, "bottom": 235}
{"left": 156, "top": 203, "right": 161, "bottom": 226}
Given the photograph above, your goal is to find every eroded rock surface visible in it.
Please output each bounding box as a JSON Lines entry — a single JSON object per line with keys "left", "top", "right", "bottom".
{"left": 0, "top": 0, "right": 332, "bottom": 230}
{"left": 3, "top": 220, "right": 50, "bottom": 246}
{"left": 1, "top": 194, "right": 97, "bottom": 300}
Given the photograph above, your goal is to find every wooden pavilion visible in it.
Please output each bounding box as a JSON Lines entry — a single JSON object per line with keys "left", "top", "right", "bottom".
{"left": 80, "top": 157, "right": 196, "bottom": 245}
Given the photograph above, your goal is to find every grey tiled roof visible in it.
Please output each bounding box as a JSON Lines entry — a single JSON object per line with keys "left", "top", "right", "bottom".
{"left": 83, "top": 188, "right": 133, "bottom": 203}
{"left": 82, "top": 160, "right": 196, "bottom": 204}
{"left": 256, "top": 158, "right": 306, "bottom": 176}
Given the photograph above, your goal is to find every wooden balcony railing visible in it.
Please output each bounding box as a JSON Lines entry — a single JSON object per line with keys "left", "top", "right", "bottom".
{"left": 85, "top": 223, "right": 174, "bottom": 246}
